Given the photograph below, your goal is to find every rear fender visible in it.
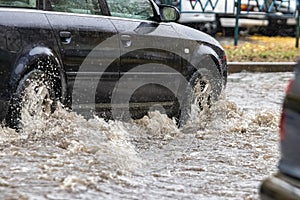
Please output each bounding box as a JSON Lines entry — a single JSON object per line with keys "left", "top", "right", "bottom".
{"left": 10, "top": 46, "right": 67, "bottom": 102}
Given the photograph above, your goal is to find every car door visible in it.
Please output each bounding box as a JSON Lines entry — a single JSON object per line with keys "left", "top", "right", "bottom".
{"left": 105, "top": 0, "right": 182, "bottom": 111}
{"left": 44, "top": 0, "right": 120, "bottom": 116}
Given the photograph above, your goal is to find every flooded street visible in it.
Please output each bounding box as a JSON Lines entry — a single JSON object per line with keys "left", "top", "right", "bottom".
{"left": 0, "top": 72, "right": 293, "bottom": 200}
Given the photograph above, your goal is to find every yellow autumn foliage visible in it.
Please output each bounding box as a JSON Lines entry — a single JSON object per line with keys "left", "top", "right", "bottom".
{"left": 221, "top": 36, "right": 300, "bottom": 62}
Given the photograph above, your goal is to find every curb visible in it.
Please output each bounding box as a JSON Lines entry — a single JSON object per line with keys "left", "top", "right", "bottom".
{"left": 228, "top": 62, "right": 296, "bottom": 73}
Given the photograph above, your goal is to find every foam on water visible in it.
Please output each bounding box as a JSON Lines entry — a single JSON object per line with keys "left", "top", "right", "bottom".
{"left": 1, "top": 107, "right": 142, "bottom": 173}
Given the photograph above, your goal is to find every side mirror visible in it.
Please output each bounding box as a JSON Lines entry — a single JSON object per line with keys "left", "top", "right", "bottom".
{"left": 159, "top": 5, "right": 180, "bottom": 22}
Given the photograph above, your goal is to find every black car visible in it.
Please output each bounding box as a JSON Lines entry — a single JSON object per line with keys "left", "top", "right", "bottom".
{"left": 0, "top": 0, "right": 227, "bottom": 129}
{"left": 260, "top": 60, "right": 300, "bottom": 199}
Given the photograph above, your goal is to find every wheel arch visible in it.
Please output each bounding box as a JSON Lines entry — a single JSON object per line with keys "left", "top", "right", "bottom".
{"left": 181, "top": 44, "right": 227, "bottom": 107}
{"left": 184, "top": 44, "right": 224, "bottom": 81}
{"left": 10, "top": 46, "right": 67, "bottom": 103}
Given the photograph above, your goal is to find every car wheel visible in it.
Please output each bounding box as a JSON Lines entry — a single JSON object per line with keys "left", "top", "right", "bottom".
{"left": 179, "top": 70, "right": 220, "bottom": 126}
{"left": 6, "top": 70, "right": 58, "bottom": 129}
{"left": 192, "top": 75, "right": 212, "bottom": 110}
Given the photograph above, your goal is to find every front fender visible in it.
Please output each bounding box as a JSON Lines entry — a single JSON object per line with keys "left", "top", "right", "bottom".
{"left": 182, "top": 44, "right": 226, "bottom": 98}
{"left": 184, "top": 44, "right": 222, "bottom": 79}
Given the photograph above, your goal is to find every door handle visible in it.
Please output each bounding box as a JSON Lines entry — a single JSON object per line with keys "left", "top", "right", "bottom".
{"left": 120, "top": 35, "right": 132, "bottom": 47}
{"left": 59, "top": 31, "right": 72, "bottom": 44}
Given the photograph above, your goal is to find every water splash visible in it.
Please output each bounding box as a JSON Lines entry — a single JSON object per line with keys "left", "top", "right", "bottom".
{"left": 0, "top": 72, "right": 292, "bottom": 199}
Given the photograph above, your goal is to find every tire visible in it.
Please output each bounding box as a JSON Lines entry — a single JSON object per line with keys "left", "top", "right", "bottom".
{"left": 6, "top": 70, "right": 58, "bottom": 129}
{"left": 178, "top": 69, "right": 222, "bottom": 126}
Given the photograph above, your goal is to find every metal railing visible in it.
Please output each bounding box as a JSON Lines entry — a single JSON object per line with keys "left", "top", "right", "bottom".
{"left": 185, "top": 0, "right": 223, "bottom": 12}
{"left": 234, "top": 0, "right": 300, "bottom": 47}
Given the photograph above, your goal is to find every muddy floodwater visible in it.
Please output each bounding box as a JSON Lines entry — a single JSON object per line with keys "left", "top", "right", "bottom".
{"left": 0, "top": 72, "right": 293, "bottom": 200}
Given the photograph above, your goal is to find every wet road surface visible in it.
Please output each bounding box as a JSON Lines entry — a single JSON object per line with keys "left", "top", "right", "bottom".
{"left": 0, "top": 72, "right": 293, "bottom": 199}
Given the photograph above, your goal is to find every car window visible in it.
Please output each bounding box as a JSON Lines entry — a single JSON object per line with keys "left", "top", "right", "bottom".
{"left": 106, "top": 0, "right": 154, "bottom": 20}
{"left": 48, "top": 0, "right": 102, "bottom": 15}
{"left": 0, "top": 0, "right": 36, "bottom": 8}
